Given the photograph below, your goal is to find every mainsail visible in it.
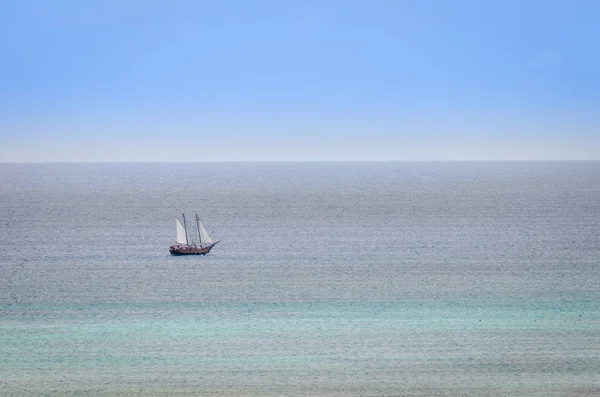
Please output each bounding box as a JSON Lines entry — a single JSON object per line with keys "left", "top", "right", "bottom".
{"left": 196, "top": 214, "right": 214, "bottom": 245}
{"left": 175, "top": 217, "right": 188, "bottom": 244}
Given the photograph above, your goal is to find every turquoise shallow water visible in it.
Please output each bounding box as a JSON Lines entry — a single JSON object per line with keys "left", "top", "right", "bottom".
{"left": 2, "top": 299, "right": 600, "bottom": 396}
{"left": 1, "top": 162, "right": 600, "bottom": 396}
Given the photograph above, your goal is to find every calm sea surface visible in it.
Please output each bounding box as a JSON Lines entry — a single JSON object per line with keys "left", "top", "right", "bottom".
{"left": 1, "top": 162, "right": 599, "bottom": 396}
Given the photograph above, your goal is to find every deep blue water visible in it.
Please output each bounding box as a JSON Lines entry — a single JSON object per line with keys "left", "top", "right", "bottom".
{"left": 1, "top": 162, "right": 599, "bottom": 396}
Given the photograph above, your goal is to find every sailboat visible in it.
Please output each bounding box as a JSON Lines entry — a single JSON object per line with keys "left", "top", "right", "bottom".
{"left": 169, "top": 214, "right": 219, "bottom": 255}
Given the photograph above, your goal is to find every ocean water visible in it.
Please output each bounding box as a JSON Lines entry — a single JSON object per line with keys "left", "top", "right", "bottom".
{"left": 1, "top": 162, "right": 599, "bottom": 396}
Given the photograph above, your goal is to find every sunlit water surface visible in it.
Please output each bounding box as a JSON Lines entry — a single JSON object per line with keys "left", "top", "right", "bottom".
{"left": 1, "top": 162, "right": 599, "bottom": 396}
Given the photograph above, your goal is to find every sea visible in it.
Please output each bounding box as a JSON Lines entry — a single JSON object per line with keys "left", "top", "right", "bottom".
{"left": 1, "top": 162, "right": 599, "bottom": 396}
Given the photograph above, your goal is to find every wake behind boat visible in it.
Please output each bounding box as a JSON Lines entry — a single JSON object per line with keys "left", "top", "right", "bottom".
{"left": 169, "top": 214, "right": 219, "bottom": 255}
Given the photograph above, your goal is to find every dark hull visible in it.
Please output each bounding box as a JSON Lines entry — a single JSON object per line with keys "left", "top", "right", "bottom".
{"left": 169, "top": 243, "right": 217, "bottom": 256}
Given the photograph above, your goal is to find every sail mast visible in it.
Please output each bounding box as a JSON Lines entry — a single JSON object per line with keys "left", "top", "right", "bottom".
{"left": 182, "top": 213, "right": 189, "bottom": 245}
{"left": 196, "top": 218, "right": 201, "bottom": 245}
{"left": 196, "top": 214, "right": 203, "bottom": 246}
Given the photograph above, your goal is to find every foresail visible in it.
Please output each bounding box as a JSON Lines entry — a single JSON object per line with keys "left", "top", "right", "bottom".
{"left": 175, "top": 217, "right": 187, "bottom": 244}
{"left": 196, "top": 215, "right": 214, "bottom": 245}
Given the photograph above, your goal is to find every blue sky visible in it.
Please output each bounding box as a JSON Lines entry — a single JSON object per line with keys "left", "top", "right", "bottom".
{"left": 1, "top": 0, "right": 599, "bottom": 161}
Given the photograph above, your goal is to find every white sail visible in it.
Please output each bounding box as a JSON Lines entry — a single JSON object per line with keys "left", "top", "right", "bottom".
{"left": 196, "top": 215, "right": 214, "bottom": 245}
{"left": 175, "top": 217, "right": 187, "bottom": 244}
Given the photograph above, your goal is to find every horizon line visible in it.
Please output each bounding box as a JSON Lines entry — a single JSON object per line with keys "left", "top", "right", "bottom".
{"left": 1, "top": 160, "right": 599, "bottom": 164}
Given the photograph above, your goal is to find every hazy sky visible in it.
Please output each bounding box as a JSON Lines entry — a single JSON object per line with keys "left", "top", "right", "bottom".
{"left": 1, "top": 0, "right": 599, "bottom": 161}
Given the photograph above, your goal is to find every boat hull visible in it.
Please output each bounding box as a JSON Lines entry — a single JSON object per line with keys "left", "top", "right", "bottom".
{"left": 169, "top": 243, "right": 216, "bottom": 256}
